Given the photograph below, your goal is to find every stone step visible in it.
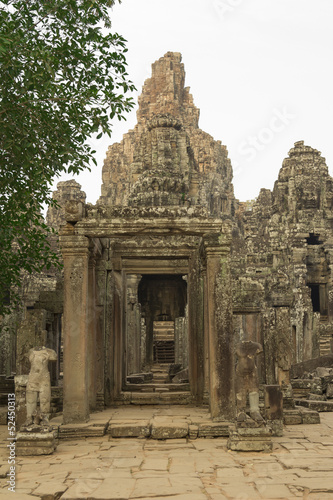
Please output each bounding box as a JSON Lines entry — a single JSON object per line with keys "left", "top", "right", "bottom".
{"left": 58, "top": 416, "right": 232, "bottom": 441}
{"left": 284, "top": 407, "right": 320, "bottom": 425}
{"left": 295, "top": 398, "right": 333, "bottom": 412}
{"left": 115, "top": 391, "right": 194, "bottom": 405}
{"left": 125, "top": 382, "right": 190, "bottom": 392}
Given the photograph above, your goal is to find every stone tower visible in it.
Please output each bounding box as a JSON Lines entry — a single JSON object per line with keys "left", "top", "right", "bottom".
{"left": 98, "top": 52, "right": 234, "bottom": 216}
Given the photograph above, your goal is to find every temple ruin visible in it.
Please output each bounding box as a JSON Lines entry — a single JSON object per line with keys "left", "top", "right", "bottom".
{"left": 1, "top": 52, "right": 333, "bottom": 428}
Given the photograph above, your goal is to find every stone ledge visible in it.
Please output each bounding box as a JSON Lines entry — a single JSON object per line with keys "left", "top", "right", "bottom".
{"left": 59, "top": 422, "right": 108, "bottom": 440}
{"left": 108, "top": 420, "right": 150, "bottom": 438}
{"left": 295, "top": 399, "right": 333, "bottom": 412}
{"left": 151, "top": 422, "right": 189, "bottom": 439}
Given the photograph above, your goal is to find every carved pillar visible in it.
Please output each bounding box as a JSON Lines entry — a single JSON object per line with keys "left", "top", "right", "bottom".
{"left": 60, "top": 229, "right": 90, "bottom": 423}
{"left": 188, "top": 251, "right": 204, "bottom": 402}
{"left": 202, "top": 270, "right": 210, "bottom": 399}
{"left": 202, "top": 229, "right": 235, "bottom": 420}
{"left": 87, "top": 255, "right": 97, "bottom": 411}
{"left": 126, "top": 274, "right": 142, "bottom": 376}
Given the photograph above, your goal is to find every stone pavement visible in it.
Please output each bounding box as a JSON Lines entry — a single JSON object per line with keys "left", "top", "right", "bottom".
{"left": 1, "top": 407, "right": 333, "bottom": 500}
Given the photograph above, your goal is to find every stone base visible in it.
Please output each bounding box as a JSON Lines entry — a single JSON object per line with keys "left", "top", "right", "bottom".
{"left": 108, "top": 420, "right": 150, "bottom": 438}
{"left": 227, "top": 425, "right": 273, "bottom": 452}
{"left": 284, "top": 407, "right": 320, "bottom": 425}
{"left": 198, "top": 422, "right": 230, "bottom": 438}
{"left": 16, "top": 431, "right": 56, "bottom": 456}
{"left": 267, "top": 419, "right": 284, "bottom": 437}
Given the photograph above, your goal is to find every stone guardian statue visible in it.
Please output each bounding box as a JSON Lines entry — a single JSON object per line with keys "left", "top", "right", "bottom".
{"left": 235, "top": 340, "right": 264, "bottom": 424}
{"left": 23, "top": 346, "right": 57, "bottom": 429}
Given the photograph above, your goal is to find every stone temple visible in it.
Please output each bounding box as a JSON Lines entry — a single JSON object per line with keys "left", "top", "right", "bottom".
{"left": 1, "top": 52, "right": 333, "bottom": 429}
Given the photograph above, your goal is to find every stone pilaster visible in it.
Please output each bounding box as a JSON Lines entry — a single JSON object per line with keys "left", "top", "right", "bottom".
{"left": 87, "top": 255, "right": 97, "bottom": 411}
{"left": 60, "top": 228, "right": 90, "bottom": 423}
{"left": 126, "top": 274, "right": 142, "bottom": 376}
{"left": 202, "top": 270, "right": 210, "bottom": 400}
{"left": 202, "top": 228, "right": 235, "bottom": 420}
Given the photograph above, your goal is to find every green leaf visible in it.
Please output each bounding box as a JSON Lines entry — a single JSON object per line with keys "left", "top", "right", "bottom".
{"left": 0, "top": 0, "right": 135, "bottom": 315}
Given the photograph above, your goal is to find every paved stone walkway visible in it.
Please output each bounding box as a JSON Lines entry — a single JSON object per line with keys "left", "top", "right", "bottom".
{"left": 1, "top": 408, "right": 333, "bottom": 499}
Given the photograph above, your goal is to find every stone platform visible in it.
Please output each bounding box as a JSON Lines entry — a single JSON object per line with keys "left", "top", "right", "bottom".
{"left": 49, "top": 404, "right": 320, "bottom": 441}
{"left": 1, "top": 411, "right": 333, "bottom": 499}
{"left": 295, "top": 398, "right": 333, "bottom": 412}
{"left": 51, "top": 406, "right": 232, "bottom": 441}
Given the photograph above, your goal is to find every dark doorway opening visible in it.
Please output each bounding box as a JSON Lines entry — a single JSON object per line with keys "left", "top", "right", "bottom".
{"left": 138, "top": 274, "right": 187, "bottom": 368}
{"left": 307, "top": 283, "right": 328, "bottom": 317}
{"left": 308, "top": 284, "right": 320, "bottom": 312}
{"left": 306, "top": 233, "right": 322, "bottom": 245}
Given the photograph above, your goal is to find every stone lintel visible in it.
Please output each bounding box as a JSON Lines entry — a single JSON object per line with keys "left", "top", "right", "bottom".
{"left": 120, "top": 258, "right": 189, "bottom": 275}
{"left": 73, "top": 218, "right": 224, "bottom": 239}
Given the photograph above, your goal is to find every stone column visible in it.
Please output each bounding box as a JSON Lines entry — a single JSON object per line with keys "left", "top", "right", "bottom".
{"left": 126, "top": 274, "right": 142, "bottom": 376}
{"left": 202, "top": 229, "right": 235, "bottom": 420}
{"left": 60, "top": 229, "right": 90, "bottom": 423}
{"left": 87, "top": 255, "right": 97, "bottom": 411}
{"left": 202, "top": 270, "right": 210, "bottom": 400}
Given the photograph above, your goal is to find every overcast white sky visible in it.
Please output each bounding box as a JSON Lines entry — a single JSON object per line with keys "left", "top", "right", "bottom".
{"left": 53, "top": 0, "right": 333, "bottom": 203}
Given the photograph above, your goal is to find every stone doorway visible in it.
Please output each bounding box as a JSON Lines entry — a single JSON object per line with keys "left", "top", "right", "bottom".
{"left": 125, "top": 274, "right": 188, "bottom": 388}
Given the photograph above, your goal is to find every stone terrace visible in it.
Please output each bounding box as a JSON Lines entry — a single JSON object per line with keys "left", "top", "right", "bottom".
{"left": 1, "top": 409, "right": 333, "bottom": 499}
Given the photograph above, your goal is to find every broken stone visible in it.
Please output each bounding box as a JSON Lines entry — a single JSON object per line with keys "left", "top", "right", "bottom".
{"left": 308, "top": 393, "right": 326, "bottom": 401}
{"left": 315, "top": 367, "right": 332, "bottom": 377}
{"left": 326, "top": 383, "right": 333, "bottom": 399}
{"left": 171, "top": 368, "right": 189, "bottom": 384}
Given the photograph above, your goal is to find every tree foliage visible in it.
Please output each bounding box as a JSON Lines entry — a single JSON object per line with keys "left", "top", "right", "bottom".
{"left": 0, "top": 0, "right": 135, "bottom": 314}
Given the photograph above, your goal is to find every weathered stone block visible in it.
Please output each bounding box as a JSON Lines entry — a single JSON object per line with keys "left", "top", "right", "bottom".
{"left": 126, "top": 375, "right": 145, "bottom": 384}
{"left": 108, "top": 420, "right": 151, "bottom": 438}
{"left": 234, "top": 426, "right": 272, "bottom": 438}
{"left": 295, "top": 399, "right": 333, "bottom": 412}
{"left": 189, "top": 424, "right": 198, "bottom": 439}
{"left": 151, "top": 422, "right": 188, "bottom": 439}
{"left": 227, "top": 425, "right": 272, "bottom": 452}
{"left": 16, "top": 431, "right": 56, "bottom": 456}
{"left": 171, "top": 368, "right": 189, "bottom": 383}
{"left": 268, "top": 419, "right": 284, "bottom": 437}
{"left": 301, "top": 409, "right": 320, "bottom": 424}
{"left": 283, "top": 410, "right": 302, "bottom": 425}
{"left": 228, "top": 439, "right": 273, "bottom": 452}
{"left": 308, "top": 393, "right": 326, "bottom": 401}
{"left": 198, "top": 422, "right": 230, "bottom": 438}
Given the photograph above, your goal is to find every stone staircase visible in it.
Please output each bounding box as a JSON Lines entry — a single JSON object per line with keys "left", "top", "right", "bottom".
{"left": 150, "top": 363, "right": 170, "bottom": 383}
{"left": 121, "top": 363, "right": 191, "bottom": 404}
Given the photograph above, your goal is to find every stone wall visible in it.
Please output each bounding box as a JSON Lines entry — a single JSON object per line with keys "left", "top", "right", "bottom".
{"left": 232, "top": 141, "right": 333, "bottom": 385}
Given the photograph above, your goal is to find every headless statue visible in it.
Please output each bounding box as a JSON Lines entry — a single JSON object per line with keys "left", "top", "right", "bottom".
{"left": 235, "top": 340, "right": 264, "bottom": 424}
{"left": 23, "top": 347, "right": 57, "bottom": 428}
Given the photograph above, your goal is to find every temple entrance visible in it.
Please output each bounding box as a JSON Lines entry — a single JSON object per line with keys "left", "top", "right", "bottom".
{"left": 125, "top": 274, "right": 188, "bottom": 387}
